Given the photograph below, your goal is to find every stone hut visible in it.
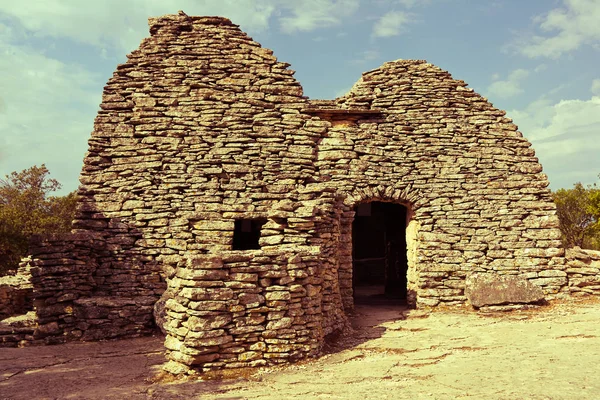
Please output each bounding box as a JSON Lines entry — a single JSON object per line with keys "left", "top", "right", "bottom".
{"left": 22, "top": 12, "right": 572, "bottom": 373}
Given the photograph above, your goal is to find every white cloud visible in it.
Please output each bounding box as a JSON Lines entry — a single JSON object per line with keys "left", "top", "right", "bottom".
{"left": 0, "top": 1, "right": 362, "bottom": 51}
{"left": 397, "top": 0, "right": 419, "bottom": 8}
{"left": 395, "top": 0, "right": 434, "bottom": 8}
{"left": 592, "top": 79, "right": 600, "bottom": 95}
{"left": 0, "top": 22, "right": 100, "bottom": 194}
{"left": 372, "top": 11, "right": 410, "bottom": 38}
{"left": 351, "top": 49, "right": 381, "bottom": 64}
{"left": 278, "top": 0, "right": 359, "bottom": 34}
{"left": 508, "top": 93, "right": 600, "bottom": 189}
{"left": 513, "top": 0, "right": 600, "bottom": 58}
{"left": 486, "top": 68, "right": 530, "bottom": 99}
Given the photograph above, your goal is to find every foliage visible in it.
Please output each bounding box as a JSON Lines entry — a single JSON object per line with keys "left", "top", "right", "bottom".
{"left": 552, "top": 178, "right": 600, "bottom": 250}
{"left": 0, "top": 165, "right": 77, "bottom": 275}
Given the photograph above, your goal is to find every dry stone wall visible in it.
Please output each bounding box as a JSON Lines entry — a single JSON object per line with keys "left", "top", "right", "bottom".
{"left": 0, "top": 260, "right": 35, "bottom": 346}
{"left": 313, "top": 60, "right": 566, "bottom": 307}
{"left": 162, "top": 251, "right": 326, "bottom": 373}
{"left": 25, "top": 13, "right": 348, "bottom": 372}
{"left": 0, "top": 260, "right": 33, "bottom": 320}
{"left": 26, "top": 232, "right": 162, "bottom": 344}
{"left": 566, "top": 247, "right": 600, "bottom": 295}
{"left": 17, "top": 12, "right": 587, "bottom": 373}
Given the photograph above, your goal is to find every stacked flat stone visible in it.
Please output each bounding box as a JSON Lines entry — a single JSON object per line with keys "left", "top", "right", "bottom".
{"left": 324, "top": 60, "right": 566, "bottom": 306}
{"left": 0, "top": 259, "right": 33, "bottom": 320}
{"left": 25, "top": 231, "right": 163, "bottom": 344}
{"left": 18, "top": 12, "right": 586, "bottom": 374}
{"left": 162, "top": 251, "right": 324, "bottom": 373}
{"left": 566, "top": 248, "right": 600, "bottom": 295}
{"left": 0, "top": 259, "right": 35, "bottom": 346}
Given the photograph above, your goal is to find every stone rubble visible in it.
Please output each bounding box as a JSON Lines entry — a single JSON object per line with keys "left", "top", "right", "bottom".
{"left": 0, "top": 259, "right": 35, "bottom": 347}
{"left": 0, "top": 259, "right": 33, "bottom": 320}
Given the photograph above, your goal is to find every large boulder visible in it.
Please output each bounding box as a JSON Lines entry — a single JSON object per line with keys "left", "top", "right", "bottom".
{"left": 465, "top": 273, "right": 545, "bottom": 308}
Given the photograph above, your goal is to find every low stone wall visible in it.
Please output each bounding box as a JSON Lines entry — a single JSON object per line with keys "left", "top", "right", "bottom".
{"left": 162, "top": 251, "right": 346, "bottom": 375}
{"left": 0, "top": 261, "right": 33, "bottom": 320}
{"left": 70, "top": 296, "right": 156, "bottom": 341}
{"left": 27, "top": 232, "right": 165, "bottom": 344}
{"left": 0, "top": 312, "right": 37, "bottom": 347}
{"left": 566, "top": 247, "right": 600, "bottom": 296}
{"left": 0, "top": 261, "right": 36, "bottom": 347}
{"left": 28, "top": 232, "right": 105, "bottom": 343}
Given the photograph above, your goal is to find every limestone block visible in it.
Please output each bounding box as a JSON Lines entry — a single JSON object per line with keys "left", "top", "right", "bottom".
{"left": 238, "top": 293, "right": 265, "bottom": 307}
{"left": 162, "top": 360, "right": 190, "bottom": 375}
{"left": 538, "top": 270, "right": 567, "bottom": 278}
{"left": 266, "top": 317, "right": 293, "bottom": 330}
{"left": 515, "top": 248, "right": 564, "bottom": 258}
{"left": 417, "top": 297, "right": 440, "bottom": 307}
{"left": 259, "top": 235, "right": 283, "bottom": 245}
{"left": 180, "top": 287, "right": 233, "bottom": 301}
{"left": 264, "top": 291, "right": 291, "bottom": 301}
{"left": 235, "top": 314, "right": 266, "bottom": 326}
{"left": 36, "top": 322, "right": 60, "bottom": 336}
{"left": 186, "top": 256, "right": 224, "bottom": 269}
{"left": 187, "top": 314, "right": 232, "bottom": 331}
{"left": 190, "top": 220, "right": 234, "bottom": 231}
{"left": 164, "top": 335, "right": 184, "bottom": 351}
{"left": 248, "top": 342, "right": 266, "bottom": 352}
{"left": 177, "top": 269, "right": 227, "bottom": 281}
{"left": 166, "top": 239, "right": 187, "bottom": 250}
{"left": 566, "top": 267, "right": 599, "bottom": 276}
{"left": 465, "top": 273, "right": 545, "bottom": 308}
{"left": 229, "top": 273, "right": 258, "bottom": 282}
{"left": 187, "top": 301, "right": 228, "bottom": 312}
{"left": 238, "top": 351, "right": 262, "bottom": 361}
{"left": 317, "top": 150, "right": 357, "bottom": 160}
{"left": 154, "top": 289, "right": 178, "bottom": 335}
{"left": 185, "top": 334, "right": 233, "bottom": 347}
{"left": 530, "top": 277, "right": 567, "bottom": 287}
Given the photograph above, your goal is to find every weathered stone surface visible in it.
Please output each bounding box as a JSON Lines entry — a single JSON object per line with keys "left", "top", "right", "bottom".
{"left": 565, "top": 247, "right": 600, "bottom": 296}
{"left": 0, "top": 260, "right": 33, "bottom": 320}
{"left": 153, "top": 288, "right": 175, "bottom": 335}
{"left": 465, "top": 273, "right": 545, "bottom": 308}
{"left": 14, "top": 11, "right": 590, "bottom": 376}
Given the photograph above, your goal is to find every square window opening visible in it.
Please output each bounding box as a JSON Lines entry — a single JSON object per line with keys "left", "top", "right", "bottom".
{"left": 232, "top": 218, "right": 267, "bottom": 250}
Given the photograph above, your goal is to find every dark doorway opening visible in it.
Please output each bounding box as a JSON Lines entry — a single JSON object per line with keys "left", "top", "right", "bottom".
{"left": 352, "top": 202, "right": 408, "bottom": 304}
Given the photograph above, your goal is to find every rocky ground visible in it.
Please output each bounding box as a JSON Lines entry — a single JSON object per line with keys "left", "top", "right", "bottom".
{"left": 1, "top": 298, "right": 599, "bottom": 399}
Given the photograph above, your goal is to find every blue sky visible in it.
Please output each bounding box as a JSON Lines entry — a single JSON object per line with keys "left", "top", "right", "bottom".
{"left": 1, "top": 0, "right": 599, "bottom": 195}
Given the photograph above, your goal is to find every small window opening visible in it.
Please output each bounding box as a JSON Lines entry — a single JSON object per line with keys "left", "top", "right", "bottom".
{"left": 232, "top": 218, "right": 267, "bottom": 250}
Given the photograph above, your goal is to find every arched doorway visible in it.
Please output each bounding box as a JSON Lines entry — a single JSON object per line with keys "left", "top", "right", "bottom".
{"left": 352, "top": 201, "right": 408, "bottom": 303}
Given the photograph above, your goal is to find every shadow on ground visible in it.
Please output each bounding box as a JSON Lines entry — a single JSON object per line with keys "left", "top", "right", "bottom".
{"left": 0, "top": 303, "right": 409, "bottom": 399}
{"left": 4, "top": 300, "right": 600, "bottom": 399}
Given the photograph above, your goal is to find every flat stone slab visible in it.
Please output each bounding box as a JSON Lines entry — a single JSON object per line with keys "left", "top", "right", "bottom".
{"left": 465, "top": 273, "right": 545, "bottom": 308}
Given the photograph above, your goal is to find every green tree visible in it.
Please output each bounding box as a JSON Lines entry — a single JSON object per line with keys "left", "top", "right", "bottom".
{"left": 552, "top": 180, "right": 600, "bottom": 250}
{"left": 0, "top": 165, "right": 77, "bottom": 275}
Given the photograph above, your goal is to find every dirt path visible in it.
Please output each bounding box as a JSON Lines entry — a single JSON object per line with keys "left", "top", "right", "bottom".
{"left": 2, "top": 300, "right": 600, "bottom": 399}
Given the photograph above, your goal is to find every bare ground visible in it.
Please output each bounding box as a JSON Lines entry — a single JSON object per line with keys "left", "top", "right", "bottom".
{"left": 2, "top": 299, "right": 600, "bottom": 400}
